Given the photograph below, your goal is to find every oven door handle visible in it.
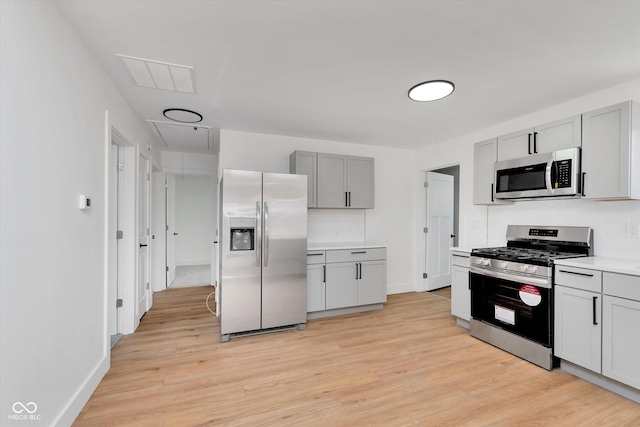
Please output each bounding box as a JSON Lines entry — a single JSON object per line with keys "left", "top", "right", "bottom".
{"left": 470, "top": 266, "right": 551, "bottom": 289}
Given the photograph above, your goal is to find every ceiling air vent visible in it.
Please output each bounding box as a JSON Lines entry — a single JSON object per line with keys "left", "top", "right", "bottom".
{"left": 117, "top": 54, "right": 195, "bottom": 93}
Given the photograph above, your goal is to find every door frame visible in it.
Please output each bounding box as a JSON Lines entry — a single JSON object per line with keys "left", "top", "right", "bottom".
{"left": 420, "top": 164, "right": 460, "bottom": 292}
{"left": 159, "top": 166, "right": 218, "bottom": 291}
{"left": 105, "top": 111, "right": 138, "bottom": 340}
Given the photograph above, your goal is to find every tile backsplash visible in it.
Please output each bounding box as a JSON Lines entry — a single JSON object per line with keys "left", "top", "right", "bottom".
{"left": 487, "top": 198, "right": 640, "bottom": 260}
{"left": 307, "top": 209, "right": 366, "bottom": 243}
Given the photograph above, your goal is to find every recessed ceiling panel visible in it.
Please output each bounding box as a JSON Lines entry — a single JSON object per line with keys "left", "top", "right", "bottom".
{"left": 151, "top": 121, "right": 210, "bottom": 152}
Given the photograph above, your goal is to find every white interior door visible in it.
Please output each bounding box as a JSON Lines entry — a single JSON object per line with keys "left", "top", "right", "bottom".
{"left": 166, "top": 175, "right": 176, "bottom": 286}
{"left": 425, "top": 171, "right": 454, "bottom": 291}
{"left": 136, "top": 155, "right": 150, "bottom": 322}
{"left": 107, "top": 144, "right": 121, "bottom": 340}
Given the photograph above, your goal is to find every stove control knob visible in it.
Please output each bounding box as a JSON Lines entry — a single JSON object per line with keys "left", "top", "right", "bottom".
{"left": 475, "top": 259, "right": 483, "bottom": 265}
{"left": 520, "top": 265, "right": 528, "bottom": 272}
{"left": 499, "top": 261, "right": 507, "bottom": 269}
{"left": 527, "top": 265, "right": 538, "bottom": 274}
{"left": 482, "top": 259, "right": 491, "bottom": 266}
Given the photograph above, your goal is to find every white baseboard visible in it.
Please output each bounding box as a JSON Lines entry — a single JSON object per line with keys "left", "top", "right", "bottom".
{"left": 387, "top": 282, "right": 416, "bottom": 295}
{"left": 53, "top": 355, "right": 109, "bottom": 426}
{"left": 176, "top": 259, "right": 209, "bottom": 267}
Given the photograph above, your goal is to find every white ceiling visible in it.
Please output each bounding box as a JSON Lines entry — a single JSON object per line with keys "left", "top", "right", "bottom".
{"left": 55, "top": 0, "right": 640, "bottom": 153}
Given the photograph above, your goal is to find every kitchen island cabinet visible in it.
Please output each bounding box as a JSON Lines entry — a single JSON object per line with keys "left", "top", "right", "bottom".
{"left": 307, "top": 244, "right": 386, "bottom": 319}
{"left": 554, "top": 258, "right": 640, "bottom": 403}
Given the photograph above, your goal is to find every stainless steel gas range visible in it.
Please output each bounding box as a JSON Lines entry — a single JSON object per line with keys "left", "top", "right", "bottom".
{"left": 469, "top": 225, "right": 593, "bottom": 370}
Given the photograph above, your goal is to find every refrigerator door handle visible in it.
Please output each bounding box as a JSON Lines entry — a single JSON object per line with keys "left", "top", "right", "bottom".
{"left": 263, "top": 201, "right": 269, "bottom": 267}
{"left": 255, "top": 201, "right": 261, "bottom": 267}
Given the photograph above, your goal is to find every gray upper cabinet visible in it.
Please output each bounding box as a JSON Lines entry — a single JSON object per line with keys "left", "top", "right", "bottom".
{"left": 316, "top": 153, "right": 374, "bottom": 209}
{"left": 497, "top": 115, "right": 581, "bottom": 161}
{"left": 317, "top": 153, "right": 348, "bottom": 208}
{"left": 582, "top": 101, "right": 640, "bottom": 200}
{"left": 346, "top": 156, "right": 374, "bottom": 208}
{"left": 290, "top": 151, "right": 317, "bottom": 207}
{"left": 473, "top": 138, "right": 498, "bottom": 205}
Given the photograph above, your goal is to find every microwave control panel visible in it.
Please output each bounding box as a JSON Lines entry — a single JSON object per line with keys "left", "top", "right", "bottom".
{"left": 555, "top": 159, "right": 572, "bottom": 188}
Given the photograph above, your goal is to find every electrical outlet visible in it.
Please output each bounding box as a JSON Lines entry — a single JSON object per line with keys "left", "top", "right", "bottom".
{"left": 626, "top": 222, "right": 639, "bottom": 238}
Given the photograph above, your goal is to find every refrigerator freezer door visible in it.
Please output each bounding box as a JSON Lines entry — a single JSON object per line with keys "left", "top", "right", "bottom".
{"left": 220, "top": 170, "right": 263, "bottom": 335}
{"left": 261, "top": 172, "right": 308, "bottom": 329}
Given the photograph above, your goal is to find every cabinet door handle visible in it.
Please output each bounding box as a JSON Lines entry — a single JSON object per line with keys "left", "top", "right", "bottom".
{"left": 528, "top": 133, "right": 532, "bottom": 155}
{"left": 581, "top": 172, "right": 586, "bottom": 197}
{"left": 491, "top": 183, "right": 494, "bottom": 203}
{"left": 355, "top": 263, "right": 359, "bottom": 279}
{"left": 345, "top": 192, "right": 348, "bottom": 207}
{"left": 348, "top": 192, "right": 351, "bottom": 207}
{"left": 351, "top": 251, "right": 366, "bottom": 254}
{"left": 358, "top": 263, "right": 362, "bottom": 279}
{"left": 533, "top": 131, "right": 538, "bottom": 153}
{"left": 593, "top": 296, "right": 598, "bottom": 325}
{"left": 557, "top": 269, "right": 594, "bottom": 278}
{"left": 452, "top": 254, "right": 469, "bottom": 258}
{"left": 323, "top": 265, "right": 326, "bottom": 283}
{"left": 307, "top": 253, "right": 323, "bottom": 256}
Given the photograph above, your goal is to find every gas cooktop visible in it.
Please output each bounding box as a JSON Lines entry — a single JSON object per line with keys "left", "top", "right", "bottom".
{"left": 471, "top": 246, "right": 586, "bottom": 266}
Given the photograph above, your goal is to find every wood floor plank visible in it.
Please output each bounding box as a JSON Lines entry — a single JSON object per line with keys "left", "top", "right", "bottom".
{"left": 74, "top": 286, "right": 639, "bottom": 426}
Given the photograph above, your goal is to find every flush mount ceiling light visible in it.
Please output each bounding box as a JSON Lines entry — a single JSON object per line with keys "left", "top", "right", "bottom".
{"left": 408, "top": 80, "right": 455, "bottom": 102}
{"left": 163, "top": 108, "right": 203, "bottom": 123}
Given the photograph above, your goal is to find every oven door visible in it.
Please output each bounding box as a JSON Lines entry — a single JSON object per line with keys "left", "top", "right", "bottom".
{"left": 470, "top": 271, "right": 552, "bottom": 347}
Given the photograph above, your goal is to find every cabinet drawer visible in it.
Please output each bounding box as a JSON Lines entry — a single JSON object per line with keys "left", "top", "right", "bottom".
{"left": 451, "top": 251, "right": 471, "bottom": 268}
{"left": 555, "top": 266, "right": 602, "bottom": 293}
{"left": 326, "top": 247, "right": 386, "bottom": 263}
{"left": 306, "top": 251, "right": 326, "bottom": 265}
{"left": 603, "top": 272, "right": 640, "bottom": 301}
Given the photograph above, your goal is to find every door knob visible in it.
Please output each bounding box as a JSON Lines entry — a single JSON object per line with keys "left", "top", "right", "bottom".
{"left": 140, "top": 243, "right": 148, "bottom": 248}
{"left": 450, "top": 234, "right": 456, "bottom": 238}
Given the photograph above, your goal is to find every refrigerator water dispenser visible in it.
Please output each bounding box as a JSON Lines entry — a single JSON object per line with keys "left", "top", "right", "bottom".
{"left": 230, "top": 217, "right": 254, "bottom": 251}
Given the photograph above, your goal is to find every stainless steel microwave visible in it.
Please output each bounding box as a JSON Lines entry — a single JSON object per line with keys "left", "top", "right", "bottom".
{"left": 493, "top": 147, "right": 581, "bottom": 200}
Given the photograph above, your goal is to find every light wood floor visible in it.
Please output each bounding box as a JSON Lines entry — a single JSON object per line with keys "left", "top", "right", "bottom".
{"left": 75, "top": 287, "right": 640, "bottom": 426}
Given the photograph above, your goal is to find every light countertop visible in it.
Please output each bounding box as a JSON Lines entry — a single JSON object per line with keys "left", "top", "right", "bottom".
{"left": 554, "top": 257, "right": 640, "bottom": 277}
{"left": 307, "top": 242, "right": 386, "bottom": 251}
{"left": 450, "top": 246, "right": 474, "bottom": 254}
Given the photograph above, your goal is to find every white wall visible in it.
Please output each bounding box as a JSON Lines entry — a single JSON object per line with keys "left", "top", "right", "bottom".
{"left": 416, "top": 77, "right": 640, "bottom": 262}
{"left": 174, "top": 175, "right": 213, "bottom": 266}
{"left": 219, "top": 130, "right": 417, "bottom": 294}
{"left": 0, "top": 1, "right": 156, "bottom": 425}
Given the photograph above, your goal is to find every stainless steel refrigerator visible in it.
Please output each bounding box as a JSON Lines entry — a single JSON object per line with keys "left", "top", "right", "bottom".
{"left": 220, "top": 169, "right": 307, "bottom": 342}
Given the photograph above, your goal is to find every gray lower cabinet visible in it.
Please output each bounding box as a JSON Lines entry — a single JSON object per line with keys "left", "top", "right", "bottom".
{"left": 450, "top": 249, "right": 471, "bottom": 322}
{"left": 326, "top": 262, "right": 358, "bottom": 309}
{"left": 554, "top": 265, "right": 640, "bottom": 394}
{"left": 554, "top": 284, "right": 602, "bottom": 372}
{"left": 306, "top": 250, "right": 326, "bottom": 312}
{"left": 602, "top": 273, "right": 640, "bottom": 390}
{"left": 307, "top": 247, "right": 386, "bottom": 316}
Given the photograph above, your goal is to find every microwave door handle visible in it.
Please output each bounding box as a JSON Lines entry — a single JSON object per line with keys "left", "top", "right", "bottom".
{"left": 545, "top": 159, "right": 554, "bottom": 194}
